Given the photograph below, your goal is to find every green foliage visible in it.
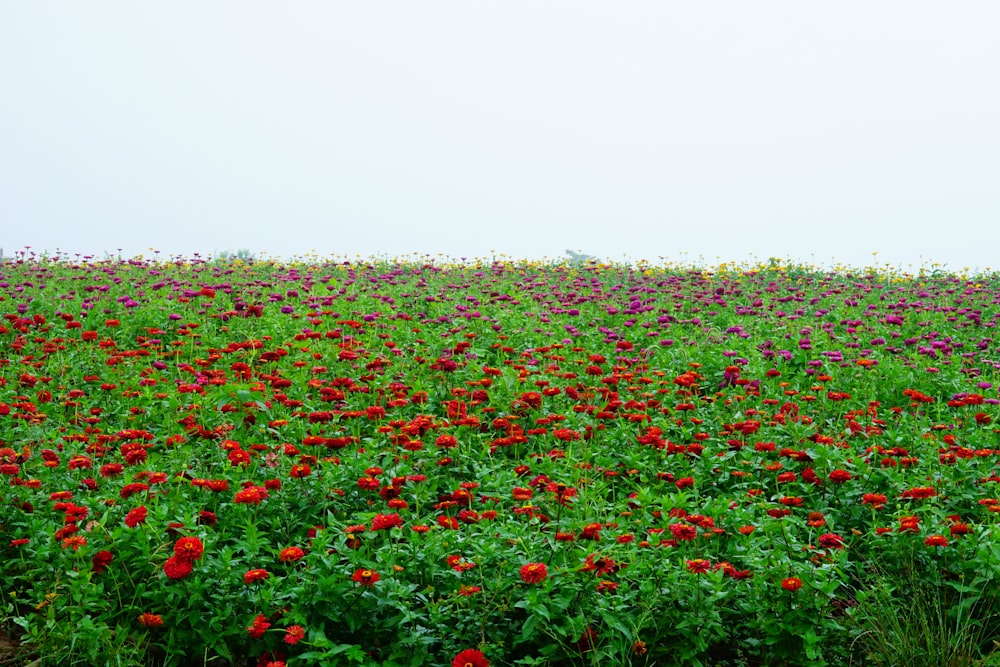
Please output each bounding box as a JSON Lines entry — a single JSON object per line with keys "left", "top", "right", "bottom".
{"left": 1, "top": 258, "right": 999, "bottom": 665}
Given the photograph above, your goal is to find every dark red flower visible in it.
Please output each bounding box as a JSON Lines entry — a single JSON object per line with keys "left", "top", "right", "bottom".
{"left": 163, "top": 555, "right": 193, "bottom": 580}
{"left": 124, "top": 506, "right": 148, "bottom": 528}
{"left": 817, "top": 533, "right": 845, "bottom": 550}
{"left": 92, "top": 550, "right": 114, "bottom": 574}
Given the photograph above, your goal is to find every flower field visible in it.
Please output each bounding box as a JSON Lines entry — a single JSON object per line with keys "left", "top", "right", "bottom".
{"left": 2, "top": 256, "right": 999, "bottom": 666}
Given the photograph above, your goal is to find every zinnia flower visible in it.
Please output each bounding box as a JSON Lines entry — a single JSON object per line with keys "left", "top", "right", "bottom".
{"left": 163, "top": 555, "right": 193, "bottom": 580}
{"left": 91, "top": 550, "right": 114, "bottom": 574}
{"left": 925, "top": 534, "right": 949, "bottom": 547}
{"left": 669, "top": 523, "right": 697, "bottom": 541}
{"left": 371, "top": 513, "right": 403, "bottom": 531}
{"left": 62, "top": 536, "right": 87, "bottom": 550}
{"left": 173, "top": 536, "right": 204, "bottom": 561}
{"left": 781, "top": 577, "right": 803, "bottom": 592}
{"left": 817, "top": 533, "right": 845, "bottom": 550}
{"left": 519, "top": 562, "right": 548, "bottom": 585}
{"left": 283, "top": 624, "right": 306, "bottom": 645}
{"left": 246, "top": 614, "right": 270, "bottom": 639}
{"left": 234, "top": 486, "right": 268, "bottom": 505}
{"left": 137, "top": 612, "right": 163, "bottom": 628}
{"left": 452, "top": 648, "right": 489, "bottom": 667}
{"left": 829, "top": 469, "right": 852, "bottom": 484}
{"left": 351, "top": 568, "right": 380, "bottom": 586}
{"left": 686, "top": 558, "right": 711, "bottom": 574}
{"left": 244, "top": 568, "right": 270, "bottom": 584}
{"left": 290, "top": 464, "right": 312, "bottom": 478}
{"left": 124, "top": 506, "right": 148, "bottom": 528}
{"left": 279, "top": 546, "right": 305, "bottom": 563}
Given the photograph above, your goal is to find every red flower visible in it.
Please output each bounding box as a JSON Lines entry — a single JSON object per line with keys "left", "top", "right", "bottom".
{"left": 925, "top": 534, "right": 949, "bottom": 547}
{"left": 120, "top": 482, "right": 150, "bottom": 499}
{"left": 290, "top": 464, "right": 312, "bottom": 478}
{"left": 817, "top": 533, "right": 845, "bottom": 550}
{"left": 519, "top": 562, "right": 548, "bottom": 584}
{"left": 950, "top": 522, "right": 971, "bottom": 537}
{"left": 900, "top": 486, "right": 936, "bottom": 499}
{"left": 579, "top": 522, "right": 602, "bottom": 540}
{"left": 581, "top": 554, "right": 619, "bottom": 575}
{"left": 62, "top": 536, "right": 87, "bottom": 550}
{"left": 137, "top": 612, "right": 163, "bottom": 628}
{"left": 828, "top": 469, "right": 852, "bottom": 484}
{"left": 235, "top": 486, "right": 269, "bottom": 505}
{"left": 669, "top": 523, "right": 697, "bottom": 541}
{"left": 686, "top": 558, "right": 711, "bottom": 574}
{"left": 173, "top": 536, "right": 204, "bottom": 562}
{"left": 124, "top": 506, "right": 148, "bottom": 528}
{"left": 279, "top": 546, "right": 305, "bottom": 563}
{"left": 244, "top": 569, "right": 270, "bottom": 584}
{"left": 246, "top": 614, "right": 271, "bottom": 639}
{"left": 781, "top": 577, "right": 803, "bottom": 592}
{"left": 351, "top": 568, "right": 380, "bottom": 586}
{"left": 452, "top": 648, "right": 489, "bottom": 667}
{"left": 163, "top": 555, "right": 193, "bottom": 580}
{"left": 595, "top": 580, "right": 619, "bottom": 593}
{"left": 371, "top": 513, "right": 403, "bottom": 531}
{"left": 862, "top": 492, "right": 888, "bottom": 508}
{"left": 92, "top": 550, "right": 114, "bottom": 574}
{"left": 283, "top": 625, "right": 306, "bottom": 645}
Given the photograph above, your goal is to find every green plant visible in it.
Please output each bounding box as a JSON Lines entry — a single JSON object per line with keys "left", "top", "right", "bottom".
{"left": 849, "top": 554, "right": 1000, "bottom": 666}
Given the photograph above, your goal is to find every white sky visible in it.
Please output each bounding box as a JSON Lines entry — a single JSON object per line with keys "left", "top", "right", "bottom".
{"left": 2, "top": 2, "right": 998, "bottom": 270}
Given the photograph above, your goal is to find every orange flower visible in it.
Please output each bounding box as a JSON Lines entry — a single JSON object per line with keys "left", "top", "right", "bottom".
{"left": 61, "top": 536, "right": 87, "bottom": 550}
{"left": 781, "top": 577, "right": 803, "bottom": 591}
{"left": 279, "top": 546, "right": 305, "bottom": 563}
{"left": 137, "top": 612, "right": 163, "bottom": 628}
{"left": 244, "top": 569, "right": 270, "bottom": 585}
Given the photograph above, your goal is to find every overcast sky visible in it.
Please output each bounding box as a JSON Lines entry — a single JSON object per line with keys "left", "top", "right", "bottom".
{"left": 2, "top": 2, "right": 998, "bottom": 270}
